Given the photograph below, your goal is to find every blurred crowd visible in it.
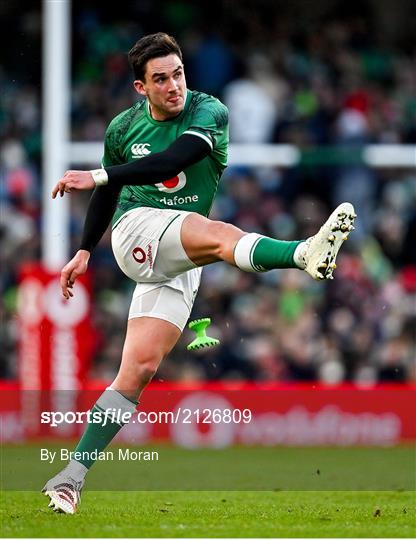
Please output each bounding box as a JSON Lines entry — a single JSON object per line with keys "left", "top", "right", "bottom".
{"left": 1, "top": 0, "right": 415, "bottom": 383}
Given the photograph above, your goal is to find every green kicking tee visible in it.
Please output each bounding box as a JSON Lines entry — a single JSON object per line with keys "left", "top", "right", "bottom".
{"left": 102, "top": 89, "right": 229, "bottom": 226}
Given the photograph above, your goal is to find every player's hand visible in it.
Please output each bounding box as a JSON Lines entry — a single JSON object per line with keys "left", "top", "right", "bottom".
{"left": 60, "top": 250, "right": 90, "bottom": 299}
{"left": 52, "top": 170, "right": 95, "bottom": 198}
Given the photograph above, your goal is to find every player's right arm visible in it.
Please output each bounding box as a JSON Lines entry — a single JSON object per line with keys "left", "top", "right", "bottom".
{"left": 52, "top": 134, "right": 211, "bottom": 197}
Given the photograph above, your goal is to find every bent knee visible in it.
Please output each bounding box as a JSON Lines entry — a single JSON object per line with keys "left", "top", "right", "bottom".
{"left": 137, "top": 360, "right": 159, "bottom": 382}
{"left": 133, "top": 353, "right": 163, "bottom": 385}
{"left": 125, "top": 348, "right": 164, "bottom": 381}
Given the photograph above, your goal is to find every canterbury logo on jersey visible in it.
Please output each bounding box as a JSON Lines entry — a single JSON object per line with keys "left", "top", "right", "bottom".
{"left": 131, "top": 143, "right": 151, "bottom": 157}
{"left": 130, "top": 141, "right": 187, "bottom": 192}
{"left": 155, "top": 171, "right": 187, "bottom": 193}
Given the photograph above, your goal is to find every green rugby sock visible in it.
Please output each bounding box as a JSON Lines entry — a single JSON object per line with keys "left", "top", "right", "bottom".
{"left": 252, "top": 237, "right": 302, "bottom": 270}
{"left": 73, "top": 387, "right": 137, "bottom": 469}
{"left": 234, "top": 233, "right": 303, "bottom": 272}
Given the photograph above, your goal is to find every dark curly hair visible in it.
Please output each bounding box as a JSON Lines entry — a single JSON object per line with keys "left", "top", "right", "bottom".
{"left": 128, "top": 32, "right": 183, "bottom": 81}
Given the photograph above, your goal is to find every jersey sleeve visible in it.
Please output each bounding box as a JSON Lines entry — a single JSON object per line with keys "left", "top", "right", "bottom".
{"left": 101, "top": 114, "right": 127, "bottom": 167}
{"left": 183, "top": 98, "right": 229, "bottom": 151}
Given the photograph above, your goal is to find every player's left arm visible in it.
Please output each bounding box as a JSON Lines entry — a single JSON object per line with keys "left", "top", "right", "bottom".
{"left": 51, "top": 134, "right": 212, "bottom": 197}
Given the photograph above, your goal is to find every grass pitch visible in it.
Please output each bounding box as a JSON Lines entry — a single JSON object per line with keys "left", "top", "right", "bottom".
{"left": 2, "top": 490, "right": 415, "bottom": 537}
{"left": 1, "top": 444, "right": 415, "bottom": 537}
{"left": 2, "top": 444, "right": 414, "bottom": 491}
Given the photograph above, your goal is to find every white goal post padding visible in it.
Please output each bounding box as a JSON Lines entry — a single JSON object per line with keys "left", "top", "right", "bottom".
{"left": 69, "top": 142, "right": 416, "bottom": 168}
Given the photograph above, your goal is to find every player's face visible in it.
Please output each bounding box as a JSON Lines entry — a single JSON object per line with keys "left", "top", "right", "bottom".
{"left": 134, "top": 54, "right": 187, "bottom": 121}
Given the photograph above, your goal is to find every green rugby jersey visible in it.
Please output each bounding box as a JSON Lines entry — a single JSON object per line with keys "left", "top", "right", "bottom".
{"left": 102, "top": 89, "right": 229, "bottom": 226}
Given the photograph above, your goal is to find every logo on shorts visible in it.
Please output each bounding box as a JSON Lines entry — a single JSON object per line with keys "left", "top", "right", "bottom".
{"left": 131, "top": 143, "right": 151, "bottom": 158}
{"left": 132, "top": 247, "right": 146, "bottom": 263}
{"left": 147, "top": 244, "right": 153, "bottom": 269}
{"left": 155, "top": 171, "right": 187, "bottom": 193}
{"left": 132, "top": 245, "right": 153, "bottom": 268}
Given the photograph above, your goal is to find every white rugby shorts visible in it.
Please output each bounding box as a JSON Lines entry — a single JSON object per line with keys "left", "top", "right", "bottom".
{"left": 111, "top": 207, "right": 202, "bottom": 331}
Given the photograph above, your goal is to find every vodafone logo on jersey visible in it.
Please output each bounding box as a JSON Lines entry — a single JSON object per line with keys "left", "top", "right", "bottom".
{"left": 156, "top": 171, "right": 187, "bottom": 193}
{"left": 130, "top": 141, "right": 187, "bottom": 192}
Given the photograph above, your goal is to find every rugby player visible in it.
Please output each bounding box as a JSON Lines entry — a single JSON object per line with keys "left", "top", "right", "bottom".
{"left": 43, "top": 33, "right": 356, "bottom": 513}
